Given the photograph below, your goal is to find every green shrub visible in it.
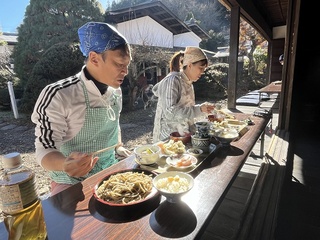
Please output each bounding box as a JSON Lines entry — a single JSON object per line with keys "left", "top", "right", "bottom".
{"left": 194, "top": 63, "right": 229, "bottom": 101}
{"left": 0, "top": 86, "right": 24, "bottom": 109}
{"left": 19, "top": 42, "right": 84, "bottom": 113}
{"left": 0, "top": 88, "right": 10, "bottom": 108}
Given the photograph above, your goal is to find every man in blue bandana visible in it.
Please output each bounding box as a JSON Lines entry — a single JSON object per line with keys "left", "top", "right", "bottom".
{"left": 32, "top": 22, "right": 132, "bottom": 195}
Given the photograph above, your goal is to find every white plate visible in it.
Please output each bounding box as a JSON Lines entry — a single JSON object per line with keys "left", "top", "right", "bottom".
{"left": 166, "top": 154, "right": 198, "bottom": 169}
{"left": 160, "top": 151, "right": 185, "bottom": 158}
{"left": 156, "top": 141, "right": 186, "bottom": 157}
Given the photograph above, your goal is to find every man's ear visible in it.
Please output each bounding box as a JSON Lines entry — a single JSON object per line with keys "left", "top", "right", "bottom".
{"left": 88, "top": 52, "right": 99, "bottom": 65}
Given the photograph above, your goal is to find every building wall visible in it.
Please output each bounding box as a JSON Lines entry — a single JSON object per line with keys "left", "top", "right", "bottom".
{"left": 117, "top": 16, "right": 173, "bottom": 48}
{"left": 173, "top": 32, "right": 201, "bottom": 47}
{"left": 116, "top": 16, "right": 201, "bottom": 48}
{"left": 0, "top": 33, "right": 17, "bottom": 55}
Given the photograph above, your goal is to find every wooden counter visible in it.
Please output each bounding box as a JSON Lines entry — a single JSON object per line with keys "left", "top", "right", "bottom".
{"left": 0, "top": 113, "right": 271, "bottom": 240}
{"left": 258, "top": 81, "right": 282, "bottom": 106}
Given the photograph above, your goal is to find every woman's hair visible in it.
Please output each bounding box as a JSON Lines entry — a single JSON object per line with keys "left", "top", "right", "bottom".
{"left": 169, "top": 51, "right": 184, "bottom": 72}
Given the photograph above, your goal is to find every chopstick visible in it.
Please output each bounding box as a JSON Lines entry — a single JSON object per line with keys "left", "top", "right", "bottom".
{"left": 63, "top": 143, "right": 120, "bottom": 166}
{"left": 91, "top": 143, "right": 120, "bottom": 155}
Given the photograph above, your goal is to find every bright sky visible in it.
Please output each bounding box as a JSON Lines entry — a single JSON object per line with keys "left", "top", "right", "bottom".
{"left": 0, "top": 0, "right": 30, "bottom": 33}
{"left": 0, "top": 0, "right": 108, "bottom": 33}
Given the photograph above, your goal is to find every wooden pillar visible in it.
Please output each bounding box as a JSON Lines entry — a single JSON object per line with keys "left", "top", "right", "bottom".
{"left": 227, "top": 5, "right": 240, "bottom": 109}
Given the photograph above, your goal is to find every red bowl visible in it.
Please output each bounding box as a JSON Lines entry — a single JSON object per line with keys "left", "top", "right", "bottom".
{"left": 92, "top": 169, "right": 161, "bottom": 222}
{"left": 93, "top": 168, "right": 159, "bottom": 207}
{"left": 169, "top": 132, "right": 191, "bottom": 144}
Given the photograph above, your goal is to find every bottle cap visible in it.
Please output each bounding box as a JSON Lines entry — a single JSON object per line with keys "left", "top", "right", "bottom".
{"left": 3, "top": 152, "right": 22, "bottom": 169}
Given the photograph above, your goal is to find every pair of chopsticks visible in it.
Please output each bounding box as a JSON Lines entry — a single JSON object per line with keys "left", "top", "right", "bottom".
{"left": 63, "top": 143, "right": 120, "bottom": 166}
{"left": 91, "top": 143, "right": 120, "bottom": 155}
{"left": 64, "top": 143, "right": 122, "bottom": 165}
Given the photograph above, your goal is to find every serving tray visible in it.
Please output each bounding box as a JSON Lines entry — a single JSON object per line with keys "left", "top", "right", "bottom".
{"left": 136, "top": 143, "right": 217, "bottom": 174}
{"left": 210, "top": 119, "right": 249, "bottom": 138}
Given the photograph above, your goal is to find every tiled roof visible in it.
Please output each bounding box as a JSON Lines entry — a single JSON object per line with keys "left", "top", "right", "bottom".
{"left": 0, "top": 33, "right": 18, "bottom": 44}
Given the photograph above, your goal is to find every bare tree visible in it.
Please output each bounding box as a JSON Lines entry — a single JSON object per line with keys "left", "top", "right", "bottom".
{"left": 126, "top": 45, "right": 174, "bottom": 110}
{"left": 0, "top": 40, "right": 15, "bottom": 88}
{"left": 239, "top": 20, "right": 267, "bottom": 77}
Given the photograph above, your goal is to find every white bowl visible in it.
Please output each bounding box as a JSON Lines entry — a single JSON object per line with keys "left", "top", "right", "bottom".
{"left": 186, "top": 148, "right": 203, "bottom": 157}
{"left": 153, "top": 171, "right": 194, "bottom": 203}
{"left": 212, "top": 129, "right": 239, "bottom": 146}
{"left": 134, "top": 144, "right": 160, "bottom": 165}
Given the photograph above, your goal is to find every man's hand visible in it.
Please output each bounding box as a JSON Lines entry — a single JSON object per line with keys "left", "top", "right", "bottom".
{"left": 116, "top": 145, "right": 131, "bottom": 158}
{"left": 63, "top": 152, "right": 99, "bottom": 178}
{"left": 200, "top": 102, "right": 215, "bottom": 114}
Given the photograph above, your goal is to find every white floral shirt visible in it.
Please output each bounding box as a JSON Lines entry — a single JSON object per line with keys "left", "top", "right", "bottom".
{"left": 152, "top": 71, "right": 206, "bottom": 143}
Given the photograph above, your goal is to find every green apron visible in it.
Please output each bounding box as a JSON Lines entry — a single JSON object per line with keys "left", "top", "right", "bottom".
{"left": 50, "top": 81, "right": 120, "bottom": 184}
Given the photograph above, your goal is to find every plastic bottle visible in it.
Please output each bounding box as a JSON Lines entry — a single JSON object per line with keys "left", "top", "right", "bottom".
{"left": 0, "top": 152, "right": 47, "bottom": 240}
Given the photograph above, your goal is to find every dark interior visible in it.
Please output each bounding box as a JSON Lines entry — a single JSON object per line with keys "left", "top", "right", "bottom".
{"left": 276, "top": 1, "right": 320, "bottom": 238}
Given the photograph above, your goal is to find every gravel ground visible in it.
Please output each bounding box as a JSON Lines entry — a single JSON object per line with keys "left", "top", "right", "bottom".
{"left": 0, "top": 106, "right": 155, "bottom": 198}
{"left": 0, "top": 98, "right": 225, "bottom": 198}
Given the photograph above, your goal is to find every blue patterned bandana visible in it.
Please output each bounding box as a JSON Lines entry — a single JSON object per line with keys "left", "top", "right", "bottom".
{"left": 78, "top": 22, "right": 128, "bottom": 57}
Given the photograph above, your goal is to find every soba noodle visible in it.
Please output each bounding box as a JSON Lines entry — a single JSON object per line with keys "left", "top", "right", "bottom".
{"left": 96, "top": 171, "right": 153, "bottom": 204}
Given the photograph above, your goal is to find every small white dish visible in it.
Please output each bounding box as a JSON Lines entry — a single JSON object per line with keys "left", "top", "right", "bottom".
{"left": 166, "top": 154, "right": 198, "bottom": 169}
{"left": 187, "top": 148, "right": 203, "bottom": 157}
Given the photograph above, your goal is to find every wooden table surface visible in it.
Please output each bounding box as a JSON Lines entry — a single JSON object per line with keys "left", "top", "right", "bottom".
{"left": 0, "top": 113, "right": 271, "bottom": 240}
{"left": 258, "top": 81, "right": 282, "bottom": 106}
{"left": 258, "top": 81, "right": 282, "bottom": 94}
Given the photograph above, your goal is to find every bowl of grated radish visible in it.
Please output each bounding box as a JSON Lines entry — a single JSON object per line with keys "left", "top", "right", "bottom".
{"left": 134, "top": 144, "right": 161, "bottom": 165}
{"left": 153, "top": 171, "right": 194, "bottom": 203}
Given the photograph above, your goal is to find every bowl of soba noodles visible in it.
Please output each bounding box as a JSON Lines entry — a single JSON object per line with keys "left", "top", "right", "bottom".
{"left": 93, "top": 169, "right": 159, "bottom": 207}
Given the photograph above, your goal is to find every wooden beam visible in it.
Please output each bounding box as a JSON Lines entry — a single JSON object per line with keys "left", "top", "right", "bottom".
{"left": 281, "top": 0, "right": 301, "bottom": 131}
{"left": 227, "top": 5, "right": 240, "bottom": 109}
{"left": 219, "top": 0, "right": 273, "bottom": 41}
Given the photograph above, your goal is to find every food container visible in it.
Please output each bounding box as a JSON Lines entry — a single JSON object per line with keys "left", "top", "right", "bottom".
{"left": 153, "top": 171, "right": 194, "bottom": 203}
{"left": 93, "top": 169, "right": 160, "bottom": 221}
{"left": 134, "top": 144, "right": 161, "bottom": 165}
{"left": 212, "top": 129, "right": 239, "bottom": 146}
{"left": 169, "top": 132, "right": 191, "bottom": 144}
{"left": 194, "top": 121, "right": 211, "bottom": 138}
{"left": 187, "top": 148, "right": 203, "bottom": 157}
{"left": 166, "top": 154, "right": 198, "bottom": 169}
{"left": 191, "top": 135, "right": 211, "bottom": 153}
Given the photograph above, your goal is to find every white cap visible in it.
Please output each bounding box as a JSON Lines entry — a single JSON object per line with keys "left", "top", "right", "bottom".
{"left": 182, "top": 46, "right": 207, "bottom": 67}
